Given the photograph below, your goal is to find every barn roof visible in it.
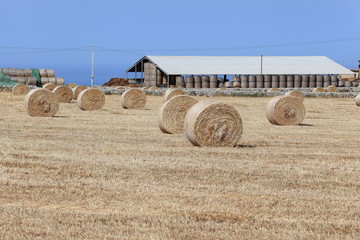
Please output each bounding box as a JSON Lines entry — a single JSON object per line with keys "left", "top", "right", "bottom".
{"left": 127, "top": 56, "right": 353, "bottom": 75}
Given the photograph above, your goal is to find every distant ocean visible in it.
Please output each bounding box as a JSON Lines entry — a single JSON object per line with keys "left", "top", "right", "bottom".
{"left": 55, "top": 64, "right": 129, "bottom": 86}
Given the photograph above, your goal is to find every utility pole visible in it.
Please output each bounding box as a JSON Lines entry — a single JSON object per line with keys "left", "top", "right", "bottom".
{"left": 91, "top": 45, "right": 95, "bottom": 87}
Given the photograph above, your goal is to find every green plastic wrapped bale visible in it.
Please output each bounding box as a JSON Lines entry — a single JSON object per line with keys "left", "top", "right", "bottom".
{"left": 0, "top": 71, "right": 18, "bottom": 87}
{"left": 31, "top": 69, "right": 42, "bottom": 87}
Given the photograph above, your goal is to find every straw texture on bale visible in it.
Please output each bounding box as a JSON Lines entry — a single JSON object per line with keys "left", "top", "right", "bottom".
{"left": 266, "top": 95, "right": 305, "bottom": 126}
{"left": 163, "top": 88, "right": 186, "bottom": 102}
{"left": 67, "top": 83, "right": 77, "bottom": 88}
{"left": 43, "top": 83, "right": 56, "bottom": 91}
{"left": 158, "top": 95, "right": 198, "bottom": 134}
{"left": 148, "top": 86, "right": 160, "bottom": 90}
{"left": 52, "top": 85, "right": 73, "bottom": 103}
{"left": 312, "top": 88, "right": 325, "bottom": 93}
{"left": 285, "top": 90, "right": 304, "bottom": 101}
{"left": 120, "top": 88, "right": 146, "bottom": 109}
{"left": 12, "top": 84, "right": 29, "bottom": 95}
{"left": 72, "top": 85, "right": 88, "bottom": 99}
{"left": 77, "top": 88, "right": 105, "bottom": 110}
{"left": 184, "top": 100, "right": 243, "bottom": 147}
{"left": 267, "top": 88, "right": 279, "bottom": 92}
{"left": 355, "top": 94, "right": 360, "bottom": 106}
{"left": 24, "top": 88, "right": 59, "bottom": 117}
{"left": 327, "top": 85, "right": 337, "bottom": 92}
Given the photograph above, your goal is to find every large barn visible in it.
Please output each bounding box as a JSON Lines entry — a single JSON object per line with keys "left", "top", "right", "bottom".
{"left": 126, "top": 56, "right": 355, "bottom": 88}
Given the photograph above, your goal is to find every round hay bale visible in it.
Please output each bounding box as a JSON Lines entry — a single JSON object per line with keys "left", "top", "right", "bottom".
{"left": 142, "top": 86, "right": 151, "bottom": 90}
{"left": 67, "top": 83, "right": 77, "bottom": 88}
{"left": 184, "top": 100, "right": 243, "bottom": 147}
{"left": 43, "top": 83, "right": 56, "bottom": 91}
{"left": 158, "top": 95, "right": 198, "bottom": 134}
{"left": 77, "top": 88, "right": 105, "bottom": 110}
{"left": 116, "top": 86, "right": 126, "bottom": 90}
{"left": 285, "top": 90, "right": 304, "bottom": 101}
{"left": 12, "top": 84, "right": 29, "bottom": 95}
{"left": 163, "top": 88, "right": 186, "bottom": 102}
{"left": 120, "top": 88, "right": 146, "bottom": 109}
{"left": 218, "top": 87, "right": 227, "bottom": 90}
{"left": 24, "top": 88, "right": 59, "bottom": 117}
{"left": 327, "top": 85, "right": 338, "bottom": 92}
{"left": 266, "top": 95, "right": 305, "bottom": 126}
{"left": 312, "top": 87, "right": 325, "bottom": 93}
{"left": 72, "top": 85, "right": 88, "bottom": 99}
{"left": 355, "top": 94, "right": 360, "bottom": 106}
{"left": 267, "top": 88, "right": 279, "bottom": 92}
{"left": 148, "top": 86, "right": 160, "bottom": 90}
{"left": 52, "top": 85, "right": 73, "bottom": 103}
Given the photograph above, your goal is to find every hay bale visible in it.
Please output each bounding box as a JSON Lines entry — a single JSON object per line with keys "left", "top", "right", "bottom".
{"left": 43, "top": 83, "right": 56, "bottom": 91}
{"left": 327, "top": 85, "right": 338, "bottom": 92}
{"left": 148, "top": 86, "right": 160, "bottom": 90}
{"left": 52, "top": 85, "right": 73, "bottom": 103}
{"left": 312, "top": 87, "right": 325, "bottom": 93}
{"left": 158, "top": 95, "right": 198, "bottom": 134}
{"left": 116, "top": 86, "right": 126, "bottom": 90}
{"left": 267, "top": 88, "right": 279, "bottom": 92}
{"left": 72, "top": 85, "right": 88, "bottom": 99}
{"left": 24, "top": 88, "right": 59, "bottom": 117}
{"left": 285, "top": 90, "right": 304, "bottom": 101}
{"left": 163, "top": 88, "right": 186, "bottom": 102}
{"left": 355, "top": 94, "right": 360, "bottom": 106}
{"left": 77, "top": 88, "right": 105, "bottom": 110}
{"left": 142, "top": 86, "right": 151, "bottom": 90}
{"left": 266, "top": 95, "right": 305, "bottom": 126}
{"left": 12, "top": 84, "right": 29, "bottom": 95}
{"left": 218, "top": 87, "right": 227, "bottom": 90}
{"left": 67, "top": 83, "right": 77, "bottom": 88}
{"left": 184, "top": 100, "right": 243, "bottom": 147}
{"left": 120, "top": 88, "right": 146, "bottom": 109}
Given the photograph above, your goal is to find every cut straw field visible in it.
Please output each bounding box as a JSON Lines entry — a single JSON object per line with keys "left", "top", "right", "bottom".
{"left": 1, "top": 92, "right": 360, "bottom": 239}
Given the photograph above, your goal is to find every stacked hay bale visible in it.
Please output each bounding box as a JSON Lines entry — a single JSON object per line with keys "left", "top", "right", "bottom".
{"left": 144, "top": 62, "right": 163, "bottom": 87}
{"left": 1, "top": 68, "right": 65, "bottom": 85}
{"left": 184, "top": 100, "right": 243, "bottom": 147}
{"left": 158, "top": 95, "right": 198, "bottom": 134}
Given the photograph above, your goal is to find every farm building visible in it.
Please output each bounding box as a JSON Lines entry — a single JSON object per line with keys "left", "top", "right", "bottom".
{"left": 126, "top": 56, "right": 357, "bottom": 88}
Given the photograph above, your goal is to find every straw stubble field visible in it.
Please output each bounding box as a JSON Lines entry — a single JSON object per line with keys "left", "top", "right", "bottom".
{"left": 1, "top": 92, "right": 360, "bottom": 239}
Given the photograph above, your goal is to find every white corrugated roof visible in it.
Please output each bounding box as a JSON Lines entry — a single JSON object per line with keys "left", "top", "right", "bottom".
{"left": 142, "top": 56, "right": 353, "bottom": 75}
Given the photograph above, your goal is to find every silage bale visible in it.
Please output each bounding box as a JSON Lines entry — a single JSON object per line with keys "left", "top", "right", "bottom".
{"left": 77, "top": 88, "right": 105, "bottom": 110}
{"left": 327, "top": 85, "right": 338, "bottom": 92}
{"left": 120, "top": 88, "right": 146, "bottom": 109}
{"left": 158, "top": 95, "right": 198, "bottom": 134}
{"left": 52, "top": 85, "right": 73, "bottom": 103}
{"left": 312, "top": 88, "right": 325, "bottom": 93}
{"left": 184, "top": 100, "right": 243, "bottom": 147}
{"left": 12, "top": 84, "right": 29, "bottom": 95}
{"left": 285, "top": 90, "right": 304, "bottom": 101}
{"left": 266, "top": 95, "right": 305, "bottom": 126}
{"left": 72, "top": 85, "right": 88, "bottom": 99}
{"left": 24, "top": 88, "right": 59, "bottom": 117}
{"left": 163, "top": 88, "right": 186, "bottom": 102}
{"left": 43, "top": 83, "right": 56, "bottom": 91}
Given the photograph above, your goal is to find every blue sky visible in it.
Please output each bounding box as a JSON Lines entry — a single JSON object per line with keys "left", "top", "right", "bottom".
{"left": 1, "top": 0, "right": 359, "bottom": 86}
